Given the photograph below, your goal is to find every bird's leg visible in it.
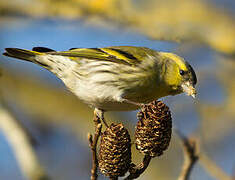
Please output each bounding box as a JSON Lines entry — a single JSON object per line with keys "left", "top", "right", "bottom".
{"left": 94, "top": 108, "right": 109, "bottom": 127}
{"left": 122, "top": 99, "right": 145, "bottom": 108}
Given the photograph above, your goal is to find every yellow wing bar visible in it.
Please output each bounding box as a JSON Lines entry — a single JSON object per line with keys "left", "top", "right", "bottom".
{"left": 48, "top": 47, "right": 140, "bottom": 66}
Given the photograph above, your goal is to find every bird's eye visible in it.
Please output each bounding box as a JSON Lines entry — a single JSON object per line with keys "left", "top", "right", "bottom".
{"left": 179, "top": 70, "right": 185, "bottom": 76}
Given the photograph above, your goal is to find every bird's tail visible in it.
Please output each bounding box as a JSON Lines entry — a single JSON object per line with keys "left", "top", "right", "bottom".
{"left": 3, "top": 48, "right": 43, "bottom": 62}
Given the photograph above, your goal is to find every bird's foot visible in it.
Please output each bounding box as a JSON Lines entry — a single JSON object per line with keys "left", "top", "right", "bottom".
{"left": 122, "top": 99, "right": 145, "bottom": 108}
{"left": 94, "top": 108, "right": 109, "bottom": 127}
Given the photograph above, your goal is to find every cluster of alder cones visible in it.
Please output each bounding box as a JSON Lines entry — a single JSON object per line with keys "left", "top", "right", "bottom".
{"left": 98, "top": 100, "right": 172, "bottom": 179}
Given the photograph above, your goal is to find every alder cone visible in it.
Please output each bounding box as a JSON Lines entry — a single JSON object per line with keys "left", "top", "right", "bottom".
{"left": 135, "top": 100, "right": 172, "bottom": 157}
{"left": 99, "top": 123, "right": 131, "bottom": 178}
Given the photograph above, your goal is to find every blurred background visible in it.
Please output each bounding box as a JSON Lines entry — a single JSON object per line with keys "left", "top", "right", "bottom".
{"left": 0, "top": 0, "right": 234, "bottom": 179}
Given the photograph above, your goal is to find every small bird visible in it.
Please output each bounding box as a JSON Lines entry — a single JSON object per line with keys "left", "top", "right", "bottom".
{"left": 3, "top": 46, "right": 197, "bottom": 125}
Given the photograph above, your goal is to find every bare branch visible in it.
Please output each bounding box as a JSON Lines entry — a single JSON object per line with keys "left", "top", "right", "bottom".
{"left": 0, "top": 106, "right": 50, "bottom": 180}
{"left": 110, "top": 177, "right": 118, "bottom": 180}
{"left": 177, "top": 131, "right": 199, "bottom": 180}
{"left": 176, "top": 130, "right": 232, "bottom": 180}
{"left": 199, "top": 153, "right": 232, "bottom": 180}
{"left": 124, "top": 155, "right": 152, "bottom": 180}
{"left": 2, "top": 0, "right": 235, "bottom": 55}
{"left": 88, "top": 113, "right": 103, "bottom": 180}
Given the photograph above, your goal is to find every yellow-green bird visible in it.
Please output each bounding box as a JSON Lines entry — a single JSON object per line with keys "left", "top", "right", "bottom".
{"left": 3, "top": 46, "right": 197, "bottom": 122}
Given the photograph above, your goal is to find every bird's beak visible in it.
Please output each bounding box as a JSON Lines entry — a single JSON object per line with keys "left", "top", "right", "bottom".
{"left": 181, "top": 81, "right": 197, "bottom": 99}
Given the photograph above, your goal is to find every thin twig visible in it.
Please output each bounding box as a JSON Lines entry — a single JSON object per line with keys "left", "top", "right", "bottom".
{"left": 125, "top": 155, "right": 152, "bottom": 180}
{"left": 110, "top": 177, "right": 118, "bottom": 180}
{"left": 0, "top": 106, "right": 50, "bottom": 180}
{"left": 199, "top": 153, "right": 232, "bottom": 180}
{"left": 233, "top": 165, "right": 235, "bottom": 180}
{"left": 1, "top": 99, "right": 39, "bottom": 147}
{"left": 177, "top": 131, "right": 199, "bottom": 180}
{"left": 176, "top": 131, "right": 232, "bottom": 180}
{"left": 88, "top": 113, "right": 103, "bottom": 180}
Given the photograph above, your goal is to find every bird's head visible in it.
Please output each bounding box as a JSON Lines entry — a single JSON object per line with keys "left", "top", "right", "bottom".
{"left": 159, "top": 52, "right": 197, "bottom": 98}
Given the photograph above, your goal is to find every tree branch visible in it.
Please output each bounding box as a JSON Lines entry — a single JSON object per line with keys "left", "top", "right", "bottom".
{"left": 0, "top": 106, "right": 50, "bottom": 180}
{"left": 199, "top": 153, "right": 232, "bottom": 180}
{"left": 88, "top": 113, "right": 103, "bottom": 180}
{"left": 124, "top": 155, "right": 152, "bottom": 180}
{"left": 177, "top": 131, "right": 199, "bottom": 180}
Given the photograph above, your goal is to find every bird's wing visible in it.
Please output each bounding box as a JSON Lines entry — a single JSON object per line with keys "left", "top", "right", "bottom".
{"left": 44, "top": 46, "right": 157, "bottom": 66}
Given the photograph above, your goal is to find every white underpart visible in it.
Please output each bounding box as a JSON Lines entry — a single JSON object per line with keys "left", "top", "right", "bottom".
{"left": 75, "top": 61, "right": 127, "bottom": 110}
{"left": 35, "top": 55, "right": 128, "bottom": 110}
{"left": 36, "top": 55, "right": 78, "bottom": 89}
